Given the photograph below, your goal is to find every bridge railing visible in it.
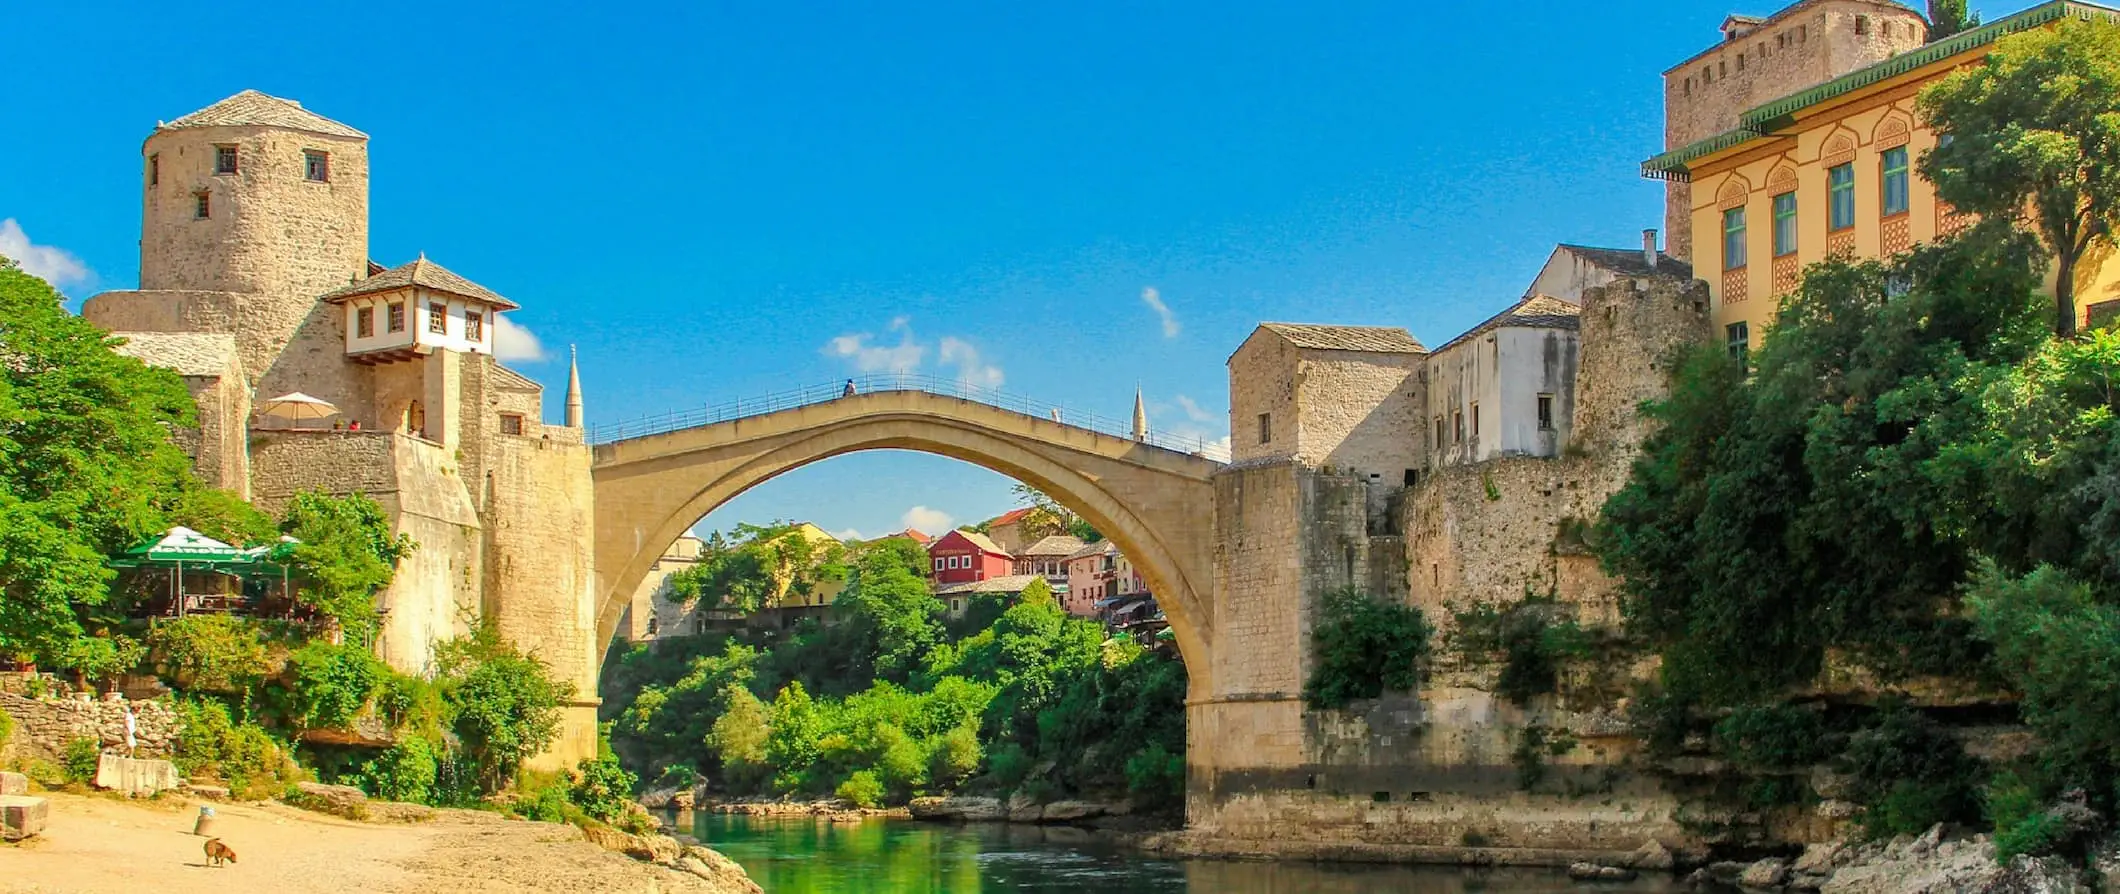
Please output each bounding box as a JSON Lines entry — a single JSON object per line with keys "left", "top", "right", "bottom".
{"left": 584, "top": 372, "right": 1233, "bottom": 462}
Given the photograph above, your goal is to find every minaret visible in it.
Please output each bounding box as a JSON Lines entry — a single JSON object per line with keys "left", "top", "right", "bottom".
{"left": 564, "top": 345, "right": 584, "bottom": 429}
{"left": 1131, "top": 388, "right": 1148, "bottom": 441}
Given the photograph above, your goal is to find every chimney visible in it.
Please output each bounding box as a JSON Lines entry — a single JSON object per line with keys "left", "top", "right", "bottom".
{"left": 1642, "top": 229, "right": 1659, "bottom": 270}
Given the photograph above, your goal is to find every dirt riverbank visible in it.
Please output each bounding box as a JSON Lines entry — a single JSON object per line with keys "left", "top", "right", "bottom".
{"left": 1, "top": 791, "right": 753, "bottom": 894}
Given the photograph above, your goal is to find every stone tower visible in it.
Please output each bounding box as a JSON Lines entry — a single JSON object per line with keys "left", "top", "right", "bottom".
{"left": 132, "top": 90, "right": 371, "bottom": 402}
{"left": 1658, "top": 0, "right": 1928, "bottom": 259}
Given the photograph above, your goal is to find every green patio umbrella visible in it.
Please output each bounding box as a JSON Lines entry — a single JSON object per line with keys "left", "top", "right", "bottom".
{"left": 115, "top": 526, "right": 248, "bottom": 617}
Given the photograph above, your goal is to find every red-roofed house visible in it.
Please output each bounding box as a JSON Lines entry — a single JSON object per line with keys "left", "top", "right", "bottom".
{"left": 985, "top": 507, "right": 1038, "bottom": 554}
{"left": 929, "top": 530, "right": 1013, "bottom": 586}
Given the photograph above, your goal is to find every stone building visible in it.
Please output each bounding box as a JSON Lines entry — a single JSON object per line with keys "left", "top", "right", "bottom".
{"left": 616, "top": 534, "right": 706, "bottom": 641}
{"left": 1647, "top": 0, "right": 2120, "bottom": 352}
{"left": 81, "top": 90, "right": 600, "bottom": 767}
{"left": 1195, "top": 245, "right": 1711, "bottom": 852}
{"left": 1655, "top": 0, "right": 1927, "bottom": 260}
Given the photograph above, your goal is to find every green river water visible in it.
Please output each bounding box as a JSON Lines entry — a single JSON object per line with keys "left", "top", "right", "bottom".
{"left": 690, "top": 814, "right": 1682, "bottom": 893}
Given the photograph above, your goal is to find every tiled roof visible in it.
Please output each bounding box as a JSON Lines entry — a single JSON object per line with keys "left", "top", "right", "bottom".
{"left": 1433, "top": 295, "right": 1583, "bottom": 354}
{"left": 110, "top": 332, "right": 240, "bottom": 378}
{"left": 956, "top": 530, "right": 1008, "bottom": 556}
{"left": 1067, "top": 540, "right": 1119, "bottom": 561}
{"left": 1258, "top": 323, "right": 1426, "bottom": 354}
{"left": 1555, "top": 244, "right": 1694, "bottom": 280}
{"left": 936, "top": 574, "right": 1046, "bottom": 596}
{"left": 318, "top": 257, "right": 519, "bottom": 310}
{"left": 1018, "top": 535, "right": 1086, "bottom": 558}
{"left": 880, "top": 528, "right": 934, "bottom": 545}
{"left": 989, "top": 507, "right": 1036, "bottom": 527}
{"left": 162, "top": 90, "right": 366, "bottom": 139}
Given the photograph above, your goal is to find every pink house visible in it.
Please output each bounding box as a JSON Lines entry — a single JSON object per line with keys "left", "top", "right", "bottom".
{"left": 928, "top": 530, "right": 1013, "bottom": 587}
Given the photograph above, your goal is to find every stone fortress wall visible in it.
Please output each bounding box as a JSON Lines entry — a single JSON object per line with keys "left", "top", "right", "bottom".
{"left": 1190, "top": 269, "right": 1714, "bottom": 859}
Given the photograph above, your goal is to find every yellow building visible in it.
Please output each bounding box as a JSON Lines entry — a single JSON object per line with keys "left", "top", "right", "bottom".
{"left": 1643, "top": 0, "right": 2120, "bottom": 352}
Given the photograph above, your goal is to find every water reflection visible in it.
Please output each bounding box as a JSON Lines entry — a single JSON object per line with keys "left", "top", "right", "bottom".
{"left": 691, "top": 813, "right": 1679, "bottom": 893}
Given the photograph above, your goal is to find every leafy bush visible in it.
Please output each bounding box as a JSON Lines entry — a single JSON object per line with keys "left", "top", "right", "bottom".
{"left": 1124, "top": 743, "right": 1184, "bottom": 810}
{"left": 172, "top": 696, "right": 296, "bottom": 799}
{"left": 147, "top": 615, "right": 273, "bottom": 694}
{"left": 435, "top": 625, "right": 571, "bottom": 793}
{"left": 279, "top": 640, "right": 385, "bottom": 730}
{"left": 929, "top": 726, "right": 982, "bottom": 789}
{"left": 1305, "top": 587, "right": 1431, "bottom": 710}
{"left": 280, "top": 492, "right": 416, "bottom": 644}
{"left": 359, "top": 737, "right": 440, "bottom": 804}
{"left": 1451, "top": 594, "right": 1590, "bottom": 705}
{"left": 1843, "top": 707, "right": 1983, "bottom": 836}
{"left": 836, "top": 769, "right": 885, "bottom": 808}
{"left": 570, "top": 750, "right": 640, "bottom": 825}
{"left": 1715, "top": 704, "right": 1831, "bottom": 770}
{"left": 63, "top": 737, "right": 101, "bottom": 783}
{"left": 511, "top": 770, "right": 574, "bottom": 824}
{"left": 1986, "top": 771, "right": 2079, "bottom": 862}
{"left": 988, "top": 743, "right": 1033, "bottom": 789}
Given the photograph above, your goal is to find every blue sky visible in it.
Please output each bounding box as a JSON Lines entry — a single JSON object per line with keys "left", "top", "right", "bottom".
{"left": 0, "top": 0, "right": 2002, "bottom": 542}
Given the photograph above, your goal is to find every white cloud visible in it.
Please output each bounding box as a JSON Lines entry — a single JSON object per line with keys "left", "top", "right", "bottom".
{"left": 492, "top": 316, "right": 549, "bottom": 363}
{"left": 830, "top": 528, "right": 865, "bottom": 542}
{"left": 1172, "top": 394, "right": 1218, "bottom": 424}
{"left": 822, "top": 319, "right": 1004, "bottom": 389}
{"left": 901, "top": 506, "right": 953, "bottom": 536}
{"left": 1140, "top": 286, "right": 1179, "bottom": 339}
{"left": 938, "top": 336, "right": 1004, "bottom": 389}
{"left": 824, "top": 330, "right": 925, "bottom": 373}
{"left": 0, "top": 219, "right": 90, "bottom": 289}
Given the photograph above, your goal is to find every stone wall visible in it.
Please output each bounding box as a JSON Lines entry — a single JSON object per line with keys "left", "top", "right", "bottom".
{"left": 247, "top": 430, "right": 398, "bottom": 513}
{"left": 1227, "top": 330, "right": 1300, "bottom": 465}
{"left": 81, "top": 289, "right": 242, "bottom": 334}
{"left": 0, "top": 692, "right": 179, "bottom": 761}
{"left": 482, "top": 436, "right": 599, "bottom": 768}
{"left": 377, "top": 436, "right": 483, "bottom": 674}
{"left": 1295, "top": 352, "right": 1426, "bottom": 481}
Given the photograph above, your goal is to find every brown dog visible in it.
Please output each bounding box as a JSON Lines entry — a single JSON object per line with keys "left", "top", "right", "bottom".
{"left": 204, "top": 838, "right": 237, "bottom": 867}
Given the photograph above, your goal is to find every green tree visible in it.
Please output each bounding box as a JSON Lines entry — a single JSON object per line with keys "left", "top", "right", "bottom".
{"left": 833, "top": 539, "right": 944, "bottom": 682}
{"left": 435, "top": 625, "right": 571, "bottom": 792}
{"left": 1969, "top": 564, "right": 2120, "bottom": 795}
{"left": 1928, "top": 0, "right": 1973, "bottom": 40}
{"left": 280, "top": 492, "right": 415, "bottom": 643}
{"left": 0, "top": 258, "right": 201, "bottom": 663}
{"left": 706, "top": 682, "right": 770, "bottom": 786}
{"left": 765, "top": 681, "right": 823, "bottom": 790}
{"left": 1596, "top": 233, "right": 2045, "bottom": 703}
{"left": 1920, "top": 19, "right": 2120, "bottom": 336}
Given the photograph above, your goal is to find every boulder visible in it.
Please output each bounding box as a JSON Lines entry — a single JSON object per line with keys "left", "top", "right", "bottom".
{"left": 1794, "top": 841, "right": 1847, "bottom": 874}
{"left": 93, "top": 753, "right": 179, "bottom": 795}
{"left": 1, "top": 794, "right": 49, "bottom": 841}
{"left": 0, "top": 771, "right": 27, "bottom": 796}
{"left": 908, "top": 795, "right": 1003, "bottom": 822}
{"left": 1569, "top": 862, "right": 1638, "bottom": 882}
{"left": 287, "top": 781, "right": 370, "bottom": 820}
{"left": 1740, "top": 857, "right": 1790, "bottom": 889}
{"left": 183, "top": 783, "right": 232, "bottom": 801}
{"left": 2091, "top": 837, "right": 2120, "bottom": 894}
{"left": 1006, "top": 792, "right": 1042, "bottom": 823}
{"left": 682, "top": 845, "right": 765, "bottom": 894}
{"left": 581, "top": 825, "right": 683, "bottom": 865}
{"left": 1817, "top": 800, "right": 1861, "bottom": 820}
{"left": 1037, "top": 800, "right": 1104, "bottom": 823}
{"left": 367, "top": 800, "right": 436, "bottom": 823}
{"left": 1629, "top": 838, "right": 1676, "bottom": 871}
{"left": 671, "top": 787, "right": 695, "bottom": 811}
{"left": 637, "top": 787, "right": 679, "bottom": 810}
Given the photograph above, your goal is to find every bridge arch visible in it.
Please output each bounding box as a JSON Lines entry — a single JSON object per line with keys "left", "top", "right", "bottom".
{"left": 590, "top": 389, "right": 1222, "bottom": 695}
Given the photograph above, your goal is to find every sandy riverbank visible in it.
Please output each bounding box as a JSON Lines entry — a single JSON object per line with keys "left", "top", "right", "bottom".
{"left": 1, "top": 792, "right": 753, "bottom": 894}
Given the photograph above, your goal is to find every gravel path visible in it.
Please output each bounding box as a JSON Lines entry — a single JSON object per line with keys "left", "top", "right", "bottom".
{"left": 1, "top": 792, "right": 745, "bottom": 893}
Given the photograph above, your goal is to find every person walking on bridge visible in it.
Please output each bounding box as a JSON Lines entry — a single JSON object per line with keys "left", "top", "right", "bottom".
{"left": 842, "top": 379, "right": 857, "bottom": 398}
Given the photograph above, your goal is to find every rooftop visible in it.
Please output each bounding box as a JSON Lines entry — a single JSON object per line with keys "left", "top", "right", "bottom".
{"left": 1666, "top": 0, "right": 1926, "bottom": 74}
{"left": 1068, "top": 540, "right": 1121, "bottom": 561}
{"left": 161, "top": 89, "right": 366, "bottom": 139}
{"left": 1647, "top": 1, "right": 2120, "bottom": 177}
{"left": 110, "top": 332, "right": 240, "bottom": 378}
{"left": 319, "top": 256, "right": 519, "bottom": 310}
{"left": 936, "top": 574, "right": 1047, "bottom": 596}
{"left": 1018, "top": 535, "right": 1088, "bottom": 558}
{"left": 989, "top": 507, "right": 1037, "bottom": 527}
{"left": 935, "top": 529, "right": 1009, "bottom": 556}
{"left": 1256, "top": 323, "right": 1427, "bottom": 354}
{"left": 1433, "top": 296, "right": 1583, "bottom": 354}
{"left": 1554, "top": 244, "right": 1695, "bottom": 280}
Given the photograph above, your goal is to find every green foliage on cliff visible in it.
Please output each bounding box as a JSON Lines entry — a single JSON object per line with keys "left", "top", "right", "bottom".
{"left": 281, "top": 491, "right": 416, "bottom": 643}
{"left": 1597, "top": 229, "right": 2047, "bottom": 705}
{"left": 1449, "top": 592, "right": 1590, "bottom": 705}
{"left": 434, "top": 624, "right": 573, "bottom": 793}
{"left": 1303, "top": 586, "right": 1431, "bottom": 711}
{"left": 602, "top": 536, "right": 1186, "bottom": 810}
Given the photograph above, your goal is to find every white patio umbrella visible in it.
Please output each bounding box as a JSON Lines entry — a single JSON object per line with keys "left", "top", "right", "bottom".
{"left": 258, "top": 392, "right": 340, "bottom": 429}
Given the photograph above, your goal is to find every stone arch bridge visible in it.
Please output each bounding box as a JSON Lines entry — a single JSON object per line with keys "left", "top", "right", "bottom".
{"left": 588, "top": 374, "right": 1227, "bottom": 695}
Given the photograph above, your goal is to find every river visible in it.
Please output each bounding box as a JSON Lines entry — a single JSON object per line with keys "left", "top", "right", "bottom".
{"left": 690, "top": 814, "right": 1681, "bottom": 893}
